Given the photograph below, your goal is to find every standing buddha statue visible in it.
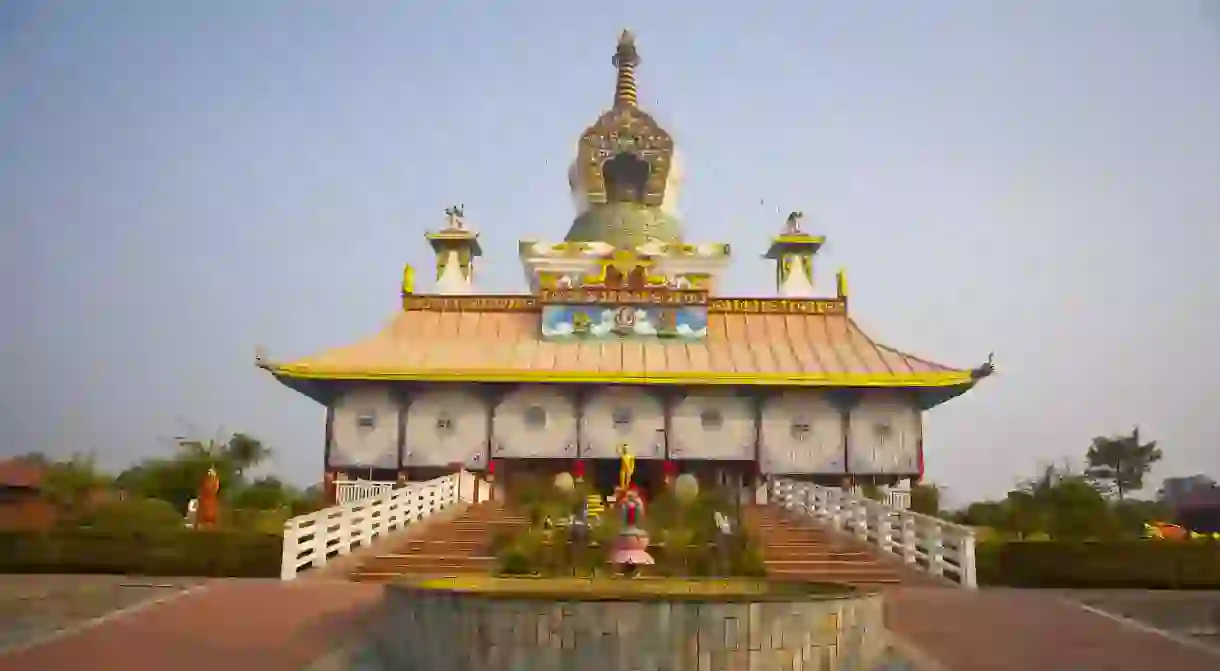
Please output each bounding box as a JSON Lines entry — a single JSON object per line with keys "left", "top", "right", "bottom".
{"left": 197, "top": 467, "right": 220, "bottom": 529}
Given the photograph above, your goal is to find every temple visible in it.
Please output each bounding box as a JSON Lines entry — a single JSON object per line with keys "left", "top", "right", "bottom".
{"left": 257, "top": 31, "right": 994, "bottom": 504}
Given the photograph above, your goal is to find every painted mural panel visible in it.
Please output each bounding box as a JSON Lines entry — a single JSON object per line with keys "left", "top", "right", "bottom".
{"left": 328, "top": 387, "right": 400, "bottom": 469}
{"left": 669, "top": 390, "right": 755, "bottom": 461}
{"left": 541, "top": 305, "right": 708, "bottom": 341}
{"left": 403, "top": 389, "right": 489, "bottom": 469}
{"left": 579, "top": 388, "right": 665, "bottom": 459}
{"left": 759, "top": 391, "right": 844, "bottom": 474}
{"left": 492, "top": 386, "right": 578, "bottom": 459}
{"left": 848, "top": 392, "right": 920, "bottom": 474}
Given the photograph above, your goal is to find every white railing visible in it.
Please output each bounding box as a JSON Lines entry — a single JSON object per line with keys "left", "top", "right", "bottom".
{"left": 280, "top": 471, "right": 477, "bottom": 581}
{"left": 847, "top": 485, "right": 911, "bottom": 510}
{"left": 335, "top": 480, "right": 396, "bottom": 505}
{"left": 771, "top": 478, "right": 978, "bottom": 588}
{"left": 885, "top": 488, "right": 911, "bottom": 510}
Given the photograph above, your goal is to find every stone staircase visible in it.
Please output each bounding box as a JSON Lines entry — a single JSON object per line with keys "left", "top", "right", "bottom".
{"left": 350, "top": 502, "right": 525, "bottom": 582}
{"left": 745, "top": 505, "right": 939, "bottom": 586}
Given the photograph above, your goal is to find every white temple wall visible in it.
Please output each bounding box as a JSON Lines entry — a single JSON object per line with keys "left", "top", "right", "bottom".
{"left": 758, "top": 390, "right": 844, "bottom": 474}
{"left": 492, "top": 386, "right": 579, "bottom": 459}
{"left": 668, "top": 390, "right": 755, "bottom": 461}
{"left": 847, "top": 391, "right": 921, "bottom": 474}
{"left": 403, "top": 388, "right": 489, "bottom": 469}
{"left": 579, "top": 387, "right": 665, "bottom": 459}
{"left": 328, "top": 386, "right": 400, "bottom": 469}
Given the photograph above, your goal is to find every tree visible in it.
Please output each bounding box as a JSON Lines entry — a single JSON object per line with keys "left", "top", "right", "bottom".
{"left": 1085, "top": 427, "right": 1162, "bottom": 501}
{"left": 39, "top": 454, "right": 111, "bottom": 524}
{"left": 955, "top": 501, "right": 1007, "bottom": 529}
{"left": 1001, "top": 490, "right": 1048, "bottom": 539}
{"left": 859, "top": 483, "right": 883, "bottom": 501}
{"left": 221, "top": 433, "right": 272, "bottom": 477}
{"left": 173, "top": 431, "right": 271, "bottom": 477}
{"left": 909, "top": 484, "right": 940, "bottom": 516}
{"left": 1041, "top": 477, "right": 1116, "bottom": 540}
{"left": 229, "top": 476, "right": 297, "bottom": 510}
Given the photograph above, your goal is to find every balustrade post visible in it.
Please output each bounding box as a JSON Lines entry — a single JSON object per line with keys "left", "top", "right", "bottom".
{"left": 926, "top": 523, "right": 945, "bottom": 577}
{"left": 959, "top": 532, "right": 978, "bottom": 588}
{"left": 337, "top": 509, "right": 353, "bottom": 556}
{"left": 853, "top": 501, "right": 868, "bottom": 539}
{"left": 312, "top": 516, "right": 331, "bottom": 568}
{"left": 877, "top": 509, "right": 893, "bottom": 553}
{"left": 280, "top": 522, "right": 300, "bottom": 581}
{"left": 900, "top": 512, "right": 917, "bottom": 565}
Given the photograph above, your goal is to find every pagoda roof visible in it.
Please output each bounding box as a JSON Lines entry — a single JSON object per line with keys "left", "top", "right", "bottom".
{"left": 259, "top": 298, "right": 991, "bottom": 406}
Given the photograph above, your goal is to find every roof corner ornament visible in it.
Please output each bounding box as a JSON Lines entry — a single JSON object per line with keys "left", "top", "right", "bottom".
{"left": 402, "top": 264, "right": 415, "bottom": 295}
{"left": 972, "top": 352, "right": 995, "bottom": 379}
{"left": 444, "top": 204, "right": 466, "bottom": 230}
{"left": 836, "top": 268, "right": 848, "bottom": 300}
{"left": 783, "top": 211, "right": 805, "bottom": 235}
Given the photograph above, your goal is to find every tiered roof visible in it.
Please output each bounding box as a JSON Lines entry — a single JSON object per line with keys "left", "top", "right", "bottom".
{"left": 257, "top": 32, "right": 994, "bottom": 407}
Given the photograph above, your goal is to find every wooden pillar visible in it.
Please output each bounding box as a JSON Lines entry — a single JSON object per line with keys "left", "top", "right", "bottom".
{"left": 323, "top": 471, "right": 337, "bottom": 506}
{"left": 832, "top": 389, "right": 860, "bottom": 485}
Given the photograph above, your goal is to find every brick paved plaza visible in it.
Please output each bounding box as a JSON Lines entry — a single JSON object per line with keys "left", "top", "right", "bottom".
{"left": 0, "top": 579, "right": 1218, "bottom": 670}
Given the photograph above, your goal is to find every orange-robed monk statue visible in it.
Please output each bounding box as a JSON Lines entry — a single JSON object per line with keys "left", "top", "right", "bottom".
{"left": 197, "top": 467, "right": 220, "bottom": 529}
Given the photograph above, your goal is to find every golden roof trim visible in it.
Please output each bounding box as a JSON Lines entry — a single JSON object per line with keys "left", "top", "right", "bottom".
{"left": 263, "top": 363, "right": 978, "bottom": 388}
{"left": 399, "top": 293, "right": 847, "bottom": 314}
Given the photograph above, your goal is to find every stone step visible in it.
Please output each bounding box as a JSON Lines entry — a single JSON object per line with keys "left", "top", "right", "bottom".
{"left": 417, "top": 526, "right": 524, "bottom": 538}
{"left": 762, "top": 548, "right": 873, "bottom": 561}
{"left": 362, "top": 554, "right": 495, "bottom": 567}
{"left": 444, "top": 520, "right": 528, "bottom": 527}
{"left": 352, "top": 567, "right": 489, "bottom": 582}
{"left": 394, "top": 539, "right": 487, "bottom": 550}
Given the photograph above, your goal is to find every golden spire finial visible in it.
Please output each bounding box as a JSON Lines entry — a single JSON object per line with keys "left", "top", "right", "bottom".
{"left": 612, "top": 29, "right": 640, "bottom": 108}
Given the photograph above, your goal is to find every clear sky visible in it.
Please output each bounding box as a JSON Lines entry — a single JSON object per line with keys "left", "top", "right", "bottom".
{"left": 2, "top": 1, "right": 1218, "bottom": 505}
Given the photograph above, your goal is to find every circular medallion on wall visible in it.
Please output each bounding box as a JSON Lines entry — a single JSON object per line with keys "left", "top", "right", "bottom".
{"left": 612, "top": 407, "right": 633, "bottom": 432}
{"left": 524, "top": 405, "right": 548, "bottom": 430}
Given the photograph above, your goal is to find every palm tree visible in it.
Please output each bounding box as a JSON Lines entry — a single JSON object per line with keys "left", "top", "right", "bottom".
{"left": 172, "top": 430, "right": 270, "bottom": 477}
{"left": 225, "top": 433, "right": 271, "bottom": 476}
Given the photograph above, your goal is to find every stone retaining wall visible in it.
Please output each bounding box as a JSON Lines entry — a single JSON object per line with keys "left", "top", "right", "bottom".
{"left": 370, "top": 585, "right": 885, "bottom": 670}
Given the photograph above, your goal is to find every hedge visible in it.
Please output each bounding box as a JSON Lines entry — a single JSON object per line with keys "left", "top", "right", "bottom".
{"left": 977, "top": 540, "right": 1220, "bottom": 589}
{"left": 0, "top": 529, "right": 282, "bottom": 577}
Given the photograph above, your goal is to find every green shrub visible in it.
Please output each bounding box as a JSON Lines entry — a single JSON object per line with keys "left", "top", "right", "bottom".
{"left": 0, "top": 529, "right": 282, "bottom": 577}
{"left": 982, "top": 539, "right": 1220, "bottom": 588}
{"left": 493, "top": 486, "right": 765, "bottom": 578}
{"left": 73, "top": 497, "right": 185, "bottom": 533}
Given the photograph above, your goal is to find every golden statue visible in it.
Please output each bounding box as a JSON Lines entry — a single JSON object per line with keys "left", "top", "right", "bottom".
{"left": 401, "top": 264, "right": 415, "bottom": 295}
{"left": 618, "top": 443, "right": 635, "bottom": 493}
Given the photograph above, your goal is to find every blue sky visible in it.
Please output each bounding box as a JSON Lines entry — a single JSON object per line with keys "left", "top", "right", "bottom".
{"left": 2, "top": 1, "right": 1218, "bottom": 504}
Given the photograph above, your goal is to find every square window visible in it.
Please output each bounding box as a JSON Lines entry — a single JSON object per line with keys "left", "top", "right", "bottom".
{"left": 356, "top": 412, "right": 376, "bottom": 430}
{"left": 700, "top": 409, "right": 723, "bottom": 431}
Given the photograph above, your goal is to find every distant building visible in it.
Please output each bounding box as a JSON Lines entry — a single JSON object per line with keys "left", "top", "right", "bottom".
{"left": 1160, "top": 474, "right": 1217, "bottom": 508}
{"left": 0, "top": 457, "right": 113, "bottom": 530}
{"left": 1161, "top": 474, "right": 1220, "bottom": 533}
{"left": 0, "top": 458, "right": 56, "bottom": 530}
